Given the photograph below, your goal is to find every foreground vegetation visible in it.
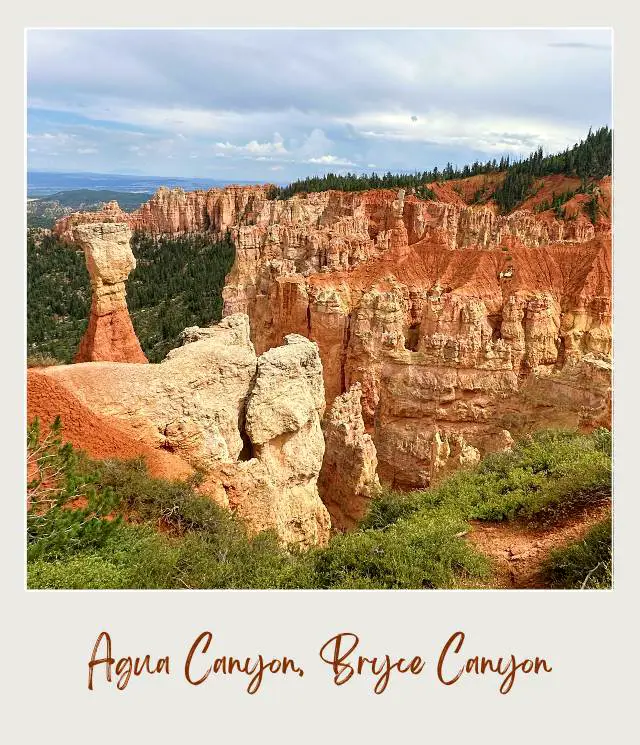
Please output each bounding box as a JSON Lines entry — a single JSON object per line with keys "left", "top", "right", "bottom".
{"left": 27, "top": 231, "right": 235, "bottom": 363}
{"left": 27, "top": 424, "right": 612, "bottom": 590}
{"left": 544, "top": 518, "right": 612, "bottom": 589}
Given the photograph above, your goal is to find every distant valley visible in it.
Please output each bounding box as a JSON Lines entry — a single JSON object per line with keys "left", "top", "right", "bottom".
{"left": 26, "top": 170, "right": 273, "bottom": 228}
{"left": 27, "top": 189, "right": 153, "bottom": 228}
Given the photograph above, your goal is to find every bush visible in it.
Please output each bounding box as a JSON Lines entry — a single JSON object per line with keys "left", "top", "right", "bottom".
{"left": 544, "top": 517, "right": 612, "bottom": 589}
{"left": 361, "top": 429, "right": 612, "bottom": 529}
{"left": 27, "top": 418, "right": 122, "bottom": 561}
{"left": 26, "top": 426, "right": 612, "bottom": 590}
{"left": 308, "top": 512, "right": 490, "bottom": 589}
{"left": 27, "top": 353, "right": 61, "bottom": 368}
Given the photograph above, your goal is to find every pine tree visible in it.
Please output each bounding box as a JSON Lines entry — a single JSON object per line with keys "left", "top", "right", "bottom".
{"left": 27, "top": 417, "right": 121, "bottom": 560}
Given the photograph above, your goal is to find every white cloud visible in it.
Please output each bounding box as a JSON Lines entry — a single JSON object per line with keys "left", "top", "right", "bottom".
{"left": 215, "top": 133, "right": 287, "bottom": 156}
{"left": 77, "top": 147, "right": 98, "bottom": 154}
{"left": 26, "top": 29, "right": 611, "bottom": 179}
{"left": 307, "top": 155, "right": 356, "bottom": 166}
{"left": 298, "top": 128, "right": 333, "bottom": 158}
{"left": 347, "top": 110, "right": 585, "bottom": 156}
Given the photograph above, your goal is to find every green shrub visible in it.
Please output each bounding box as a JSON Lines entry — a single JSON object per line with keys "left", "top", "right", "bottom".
{"left": 308, "top": 512, "right": 490, "bottom": 589}
{"left": 27, "top": 418, "right": 122, "bottom": 561}
{"left": 28, "top": 554, "right": 131, "bottom": 589}
{"left": 27, "top": 425, "right": 612, "bottom": 590}
{"left": 544, "top": 517, "right": 612, "bottom": 589}
{"left": 27, "top": 353, "right": 61, "bottom": 368}
{"left": 361, "top": 429, "right": 611, "bottom": 528}
{"left": 96, "top": 457, "right": 238, "bottom": 534}
{"left": 359, "top": 486, "right": 423, "bottom": 530}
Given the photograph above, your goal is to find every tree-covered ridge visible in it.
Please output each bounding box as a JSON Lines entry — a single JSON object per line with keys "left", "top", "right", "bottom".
{"left": 268, "top": 126, "right": 612, "bottom": 214}
{"left": 27, "top": 189, "right": 152, "bottom": 229}
{"left": 27, "top": 231, "right": 235, "bottom": 364}
{"left": 27, "top": 232, "right": 91, "bottom": 363}
{"left": 127, "top": 232, "right": 235, "bottom": 361}
{"left": 268, "top": 155, "right": 513, "bottom": 201}
{"left": 493, "top": 126, "right": 611, "bottom": 213}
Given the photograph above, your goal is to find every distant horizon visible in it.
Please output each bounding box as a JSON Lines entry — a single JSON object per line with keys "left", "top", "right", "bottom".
{"left": 26, "top": 170, "right": 276, "bottom": 198}
{"left": 27, "top": 168, "right": 263, "bottom": 181}
{"left": 25, "top": 120, "right": 612, "bottom": 186}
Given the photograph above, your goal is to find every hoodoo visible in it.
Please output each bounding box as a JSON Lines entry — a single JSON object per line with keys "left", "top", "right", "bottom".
{"left": 73, "top": 222, "right": 148, "bottom": 364}
{"left": 40, "top": 309, "right": 331, "bottom": 547}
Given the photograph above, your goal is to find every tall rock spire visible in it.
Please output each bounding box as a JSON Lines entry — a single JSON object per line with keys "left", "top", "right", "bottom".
{"left": 73, "top": 222, "right": 148, "bottom": 363}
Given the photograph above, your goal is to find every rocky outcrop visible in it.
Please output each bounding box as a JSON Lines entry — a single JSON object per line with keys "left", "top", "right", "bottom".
{"left": 318, "top": 383, "right": 379, "bottom": 531}
{"left": 56, "top": 183, "right": 612, "bottom": 494}
{"left": 217, "top": 334, "right": 330, "bottom": 547}
{"left": 73, "top": 222, "right": 147, "bottom": 364}
{"left": 53, "top": 200, "right": 130, "bottom": 240}
{"left": 54, "top": 186, "right": 272, "bottom": 241}
{"left": 39, "top": 315, "right": 330, "bottom": 547}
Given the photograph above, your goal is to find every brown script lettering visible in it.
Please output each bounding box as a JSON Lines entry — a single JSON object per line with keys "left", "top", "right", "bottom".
{"left": 437, "top": 631, "right": 552, "bottom": 694}
{"left": 319, "top": 632, "right": 425, "bottom": 694}
{"left": 87, "top": 631, "right": 170, "bottom": 691}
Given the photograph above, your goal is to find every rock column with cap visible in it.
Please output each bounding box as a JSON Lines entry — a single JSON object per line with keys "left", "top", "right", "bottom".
{"left": 73, "top": 222, "right": 148, "bottom": 363}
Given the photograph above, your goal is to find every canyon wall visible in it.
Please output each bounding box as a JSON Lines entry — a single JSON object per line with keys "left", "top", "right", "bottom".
{"left": 318, "top": 383, "right": 380, "bottom": 531}
{"left": 220, "top": 187, "right": 611, "bottom": 490}
{"left": 54, "top": 182, "right": 611, "bottom": 498}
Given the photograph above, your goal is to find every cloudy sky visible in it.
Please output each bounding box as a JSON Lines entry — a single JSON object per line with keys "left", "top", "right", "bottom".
{"left": 27, "top": 29, "right": 612, "bottom": 181}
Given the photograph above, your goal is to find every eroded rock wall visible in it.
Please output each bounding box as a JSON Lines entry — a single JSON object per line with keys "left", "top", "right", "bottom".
{"left": 318, "top": 383, "right": 380, "bottom": 531}
{"left": 218, "top": 188, "right": 611, "bottom": 490}
{"left": 55, "top": 185, "right": 612, "bottom": 494}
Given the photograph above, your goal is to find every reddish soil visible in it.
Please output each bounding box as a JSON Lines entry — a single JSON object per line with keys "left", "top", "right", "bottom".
{"left": 466, "top": 501, "right": 611, "bottom": 588}
{"left": 27, "top": 369, "right": 192, "bottom": 480}
{"left": 427, "top": 173, "right": 506, "bottom": 206}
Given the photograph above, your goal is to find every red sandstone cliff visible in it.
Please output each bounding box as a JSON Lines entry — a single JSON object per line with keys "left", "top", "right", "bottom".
{"left": 54, "top": 178, "right": 611, "bottom": 507}
{"left": 217, "top": 183, "right": 611, "bottom": 494}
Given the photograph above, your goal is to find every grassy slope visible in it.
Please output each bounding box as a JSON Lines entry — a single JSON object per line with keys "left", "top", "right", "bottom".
{"left": 544, "top": 517, "right": 612, "bottom": 589}
{"left": 27, "top": 428, "right": 612, "bottom": 590}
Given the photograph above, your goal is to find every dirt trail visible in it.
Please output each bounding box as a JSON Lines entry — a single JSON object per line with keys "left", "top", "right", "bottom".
{"left": 466, "top": 501, "right": 611, "bottom": 589}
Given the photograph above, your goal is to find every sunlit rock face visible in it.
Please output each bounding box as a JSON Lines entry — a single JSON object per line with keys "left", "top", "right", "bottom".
{"left": 42, "top": 315, "right": 331, "bottom": 548}
{"left": 56, "top": 182, "right": 611, "bottom": 491}
{"left": 72, "top": 222, "right": 147, "bottom": 364}
{"left": 219, "top": 187, "right": 611, "bottom": 489}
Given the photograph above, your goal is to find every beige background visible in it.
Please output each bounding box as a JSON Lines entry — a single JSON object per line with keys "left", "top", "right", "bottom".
{"left": 4, "top": 4, "right": 637, "bottom": 742}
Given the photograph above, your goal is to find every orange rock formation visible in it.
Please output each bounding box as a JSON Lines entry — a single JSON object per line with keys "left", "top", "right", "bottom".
{"left": 218, "top": 185, "right": 611, "bottom": 489}
{"left": 27, "top": 369, "right": 192, "bottom": 480}
{"left": 318, "top": 383, "right": 379, "bottom": 530}
{"left": 72, "top": 222, "right": 147, "bottom": 364}
{"left": 37, "top": 314, "right": 331, "bottom": 547}
{"left": 53, "top": 179, "right": 612, "bottom": 499}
